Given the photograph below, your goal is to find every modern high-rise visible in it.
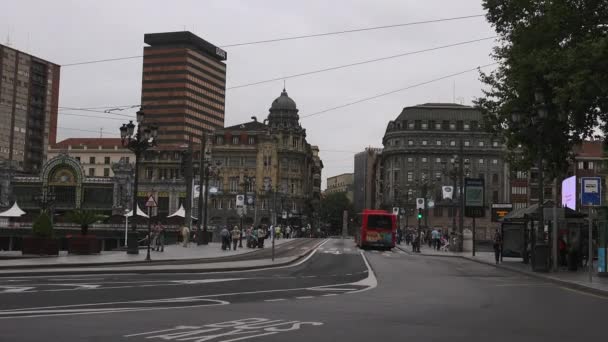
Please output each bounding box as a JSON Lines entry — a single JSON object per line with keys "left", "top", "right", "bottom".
{"left": 0, "top": 44, "right": 60, "bottom": 173}
{"left": 141, "top": 31, "right": 227, "bottom": 146}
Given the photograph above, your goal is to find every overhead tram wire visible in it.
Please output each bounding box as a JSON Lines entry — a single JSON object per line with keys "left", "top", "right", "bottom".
{"left": 300, "top": 63, "right": 498, "bottom": 120}
{"left": 226, "top": 36, "right": 496, "bottom": 89}
{"left": 61, "top": 14, "right": 486, "bottom": 67}
{"left": 58, "top": 37, "right": 497, "bottom": 111}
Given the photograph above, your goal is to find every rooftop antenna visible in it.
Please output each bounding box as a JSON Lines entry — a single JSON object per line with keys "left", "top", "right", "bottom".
{"left": 283, "top": 79, "right": 286, "bottom": 92}
{"left": 99, "top": 127, "right": 103, "bottom": 138}
{"left": 453, "top": 81, "right": 456, "bottom": 103}
{"left": 5, "top": 28, "right": 11, "bottom": 47}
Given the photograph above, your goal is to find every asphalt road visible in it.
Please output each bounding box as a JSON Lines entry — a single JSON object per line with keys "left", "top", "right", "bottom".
{"left": 0, "top": 238, "right": 606, "bottom": 342}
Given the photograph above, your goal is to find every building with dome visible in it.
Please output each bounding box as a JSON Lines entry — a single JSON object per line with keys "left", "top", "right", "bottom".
{"left": 132, "top": 88, "right": 323, "bottom": 232}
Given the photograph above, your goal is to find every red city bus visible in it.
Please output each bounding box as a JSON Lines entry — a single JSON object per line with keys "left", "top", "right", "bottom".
{"left": 355, "top": 209, "right": 397, "bottom": 250}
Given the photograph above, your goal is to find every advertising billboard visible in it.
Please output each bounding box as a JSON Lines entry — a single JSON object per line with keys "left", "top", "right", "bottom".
{"left": 561, "top": 176, "right": 576, "bottom": 210}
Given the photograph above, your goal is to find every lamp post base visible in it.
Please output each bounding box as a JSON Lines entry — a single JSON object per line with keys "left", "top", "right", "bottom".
{"left": 127, "top": 231, "right": 139, "bottom": 254}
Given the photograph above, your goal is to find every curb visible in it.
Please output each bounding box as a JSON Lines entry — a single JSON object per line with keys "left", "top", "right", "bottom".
{"left": 0, "top": 238, "right": 305, "bottom": 270}
{"left": 396, "top": 245, "right": 608, "bottom": 298}
{"left": 0, "top": 239, "right": 327, "bottom": 277}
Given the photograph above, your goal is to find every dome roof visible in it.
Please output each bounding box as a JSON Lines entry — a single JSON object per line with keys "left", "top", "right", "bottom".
{"left": 270, "top": 89, "right": 297, "bottom": 111}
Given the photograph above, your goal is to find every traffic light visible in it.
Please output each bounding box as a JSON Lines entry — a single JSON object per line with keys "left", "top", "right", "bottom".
{"left": 417, "top": 208, "right": 423, "bottom": 220}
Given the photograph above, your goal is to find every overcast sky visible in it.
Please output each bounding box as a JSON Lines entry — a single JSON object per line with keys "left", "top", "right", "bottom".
{"left": 2, "top": 0, "right": 496, "bottom": 188}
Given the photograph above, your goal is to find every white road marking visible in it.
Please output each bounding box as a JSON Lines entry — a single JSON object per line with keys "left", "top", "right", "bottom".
{"left": 171, "top": 278, "right": 243, "bottom": 285}
{"left": 0, "top": 286, "right": 35, "bottom": 293}
{"left": 322, "top": 294, "right": 338, "bottom": 297}
{"left": 295, "top": 296, "right": 314, "bottom": 299}
{"left": 308, "top": 287, "right": 358, "bottom": 292}
{"left": 346, "top": 251, "right": 377, "bottom": 293}
{"left": 263, "top": 298, "right": 286, "bottom": 302}
{"left": 50, "top": 284, "right": 101, "bottom": 290}
{"left": 303, "top": 275, "right": 317, "bottom": 278}
{"left": 343, "top": 248, "right": 352, "bottom": 252}
{"left": 345, "top": 273, "right": 353, "bottom": 276}
{"left": 287, "top": 246, "right": 295, "bottom": 249}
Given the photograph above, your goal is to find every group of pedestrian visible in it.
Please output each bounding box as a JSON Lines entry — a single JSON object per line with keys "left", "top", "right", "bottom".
{"left": 219, "top": 226, "right": 242, "bottom": 251}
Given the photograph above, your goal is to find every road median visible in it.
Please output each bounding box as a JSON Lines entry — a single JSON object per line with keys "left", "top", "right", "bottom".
{"left": 0, "top": 238, "right": 327, "bottom": 277}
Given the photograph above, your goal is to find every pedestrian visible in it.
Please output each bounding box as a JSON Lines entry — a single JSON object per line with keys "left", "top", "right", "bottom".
{"left": 286, "top": 225, "right": 292, "bottom": 239}
{"left": 231, "top": 225, "right": 240, "bottom": 250}
{"left": 275, "top": 225, "right": 281, "bottom": 240}
{"left": 558, "top": 236, "right": 567, "bottom": 267}
{"left": 151, "top": 223, "right": 160, "bottom": 251}
{"left": 431, "top": 228, "right": 440, "bottom": 251}
{"left": 158, "top": 224, "right": 165, "bottom": 252}
{"left": 257, "top": 225, "right": 266, "bottom": 248}
{"left": 181, "top": 225, "right": 190, "bottom": 247}
{"left": 220, "top": 226, "right": 229, "bottom": 250}
{"left": 493, "top": 229, "right": 502, "bottom": 264}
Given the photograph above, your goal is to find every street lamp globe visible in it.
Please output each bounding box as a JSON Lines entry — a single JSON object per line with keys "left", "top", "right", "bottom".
{"left": 126, "top": 121, "right": 135, "bottom": 137}
{"left": 120, "top": 124, "right": 128, "bottom": 139}
{"left": 136, "top": 110, "right": 144, "bottom": 123}
{"left": 151, "top": 125, "right": 159, "bottom": 139}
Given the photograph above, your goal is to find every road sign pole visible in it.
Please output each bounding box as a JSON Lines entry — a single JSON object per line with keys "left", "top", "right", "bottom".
{"left": 589, "top": 206, "right": 593, "bottom": 283}
{"left": 472, "top": 216, "right": 476, "bottom": 257}
{"left": 146, "top": 206, "right": 152, "bottom": 261}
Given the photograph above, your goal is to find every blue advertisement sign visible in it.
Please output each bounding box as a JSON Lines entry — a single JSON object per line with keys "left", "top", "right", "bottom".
{"left": 599, "top": 248, "right": 606, "bottom": 273}
{"left": 580, "top": 177, "right": 601, "bottom": 207}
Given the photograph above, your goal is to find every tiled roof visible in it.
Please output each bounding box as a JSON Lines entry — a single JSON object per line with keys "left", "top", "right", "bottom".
{"left": 52, "top": 138, "right": 124, "bottom": 149}
{"left": 396, "top": 103, "right": 481, "bottom": 121}
{"left": 223, "top": 121, "right": 269, "bottom": 131}
{"left": 573, "top": 140, "right": 603, "bottom": 158}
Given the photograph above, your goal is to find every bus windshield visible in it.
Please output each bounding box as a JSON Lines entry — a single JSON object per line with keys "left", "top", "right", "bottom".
{"left": 366, "top": 215, "right": 392, "bottom": 230}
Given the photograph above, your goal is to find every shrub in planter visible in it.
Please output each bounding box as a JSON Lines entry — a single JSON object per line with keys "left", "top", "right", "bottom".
{"left": 22, "top": 212, "right": 59, "bottom": 255}
{"left": 65, "top": 210, "right": 106, "bottom": 254}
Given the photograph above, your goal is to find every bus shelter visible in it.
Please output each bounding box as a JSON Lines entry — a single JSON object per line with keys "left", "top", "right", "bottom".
{"left": 500, "top": 201, "right": 587, "bottom": 271}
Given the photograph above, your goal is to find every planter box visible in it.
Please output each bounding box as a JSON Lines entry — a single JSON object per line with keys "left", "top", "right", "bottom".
{"left": 22, "top": 236, "right": 60, "bottom": 256}
{"left": 68, "top": 235, "right": 101, "bottom": 254}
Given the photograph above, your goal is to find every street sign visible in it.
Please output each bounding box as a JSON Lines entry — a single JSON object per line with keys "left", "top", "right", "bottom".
{"left": 491, "top": 203, "right": 513, "bottom": 222}
{"left": 427, "top": 199, "right": 435, "bottom": 209}
{"left": 392, "top": 207, "right": 399, "bottom": 216}
{"left": 246, "top": 194, "right": 255, "bottom": 206}
{"left": 561, "top": 176, "right": 576, "bottom": 210}
{"left": 282, "top": 211, "right": 287, "bottom": 219}
{"left": 464, "top": 178, "right": 484, "bottom": 218}
{"left": 416, "top": 198, "right": 425, "bottom": 209}
{"left": 581, "top": 177, "right": 601, "bottom": 207}
{"left": 145, "top": 195, "right": 157, "bottom": 208}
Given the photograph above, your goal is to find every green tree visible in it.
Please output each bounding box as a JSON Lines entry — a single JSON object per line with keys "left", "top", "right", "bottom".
{"left": 319, "top": 192, "right": 353, "bottom": 233}
{"left": 32, "top": 212, "right": 54, "bottom": 238}
{"left": 475, "top": 0, "right": 608, "bottom": 177}
{"left": 66, "top": 210, "right": 107, "bottom": 235}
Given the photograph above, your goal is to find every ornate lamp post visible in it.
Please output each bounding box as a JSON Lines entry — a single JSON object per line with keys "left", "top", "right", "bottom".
{"left": 440, "top": 147, "right": 470, "bottom": 252}
{"left": 119, "top": 110, "right": 158, "bottom": 255}
{"left": 239, "top": 172, "right": 255, "bottom": 248}
{"left": 510, "top": 88, "right": 549, "bottom": 266}
{"left": 198, "top": 147, "right": 221, "bottom": 246}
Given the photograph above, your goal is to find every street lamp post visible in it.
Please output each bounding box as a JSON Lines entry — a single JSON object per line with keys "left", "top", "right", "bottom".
{"left": 35, "top": 191, "right": 56, "bottom": 223}
{"left": 198, "top": 143, "right": 221, "bottom": 246}
{"left": 120, "top": 110, "right": 158, "bottom": 255}
{"left": 441, "top": 141, "right": 469, "bottom": 252}
{"left": 511, "top": 88, "right": 549, "bottom": 267}
{"left": 239, "top": 173, "right": 254, "bottom": 248}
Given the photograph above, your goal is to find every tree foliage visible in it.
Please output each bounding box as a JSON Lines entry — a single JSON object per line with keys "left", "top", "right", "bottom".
{"left": 475, "top": 0, "right": 608, "bottom": 177}
{"left": 319, "top": 192, "right": 353, "bottom": 232}
{"left": 32, "top": 212, "right": 54, "bottom": 238}
{"left": 66, "top": 210, "right": 107, "bottom": 235}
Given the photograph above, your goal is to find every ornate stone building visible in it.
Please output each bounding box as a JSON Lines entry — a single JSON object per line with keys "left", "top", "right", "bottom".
{"left": 381, "top": 103, "right": 509, "bottom": 239}
{"left": 134, "top": 89, "right": 323, "bottom": 230}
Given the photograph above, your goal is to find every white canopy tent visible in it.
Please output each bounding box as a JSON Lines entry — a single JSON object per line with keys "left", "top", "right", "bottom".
{"left": 123, "top": 204, "right": 149, "bottom": 247}
{"left": 0, "top": 202, "right": 26, "bottom": 217}
{"left": 125, "top": 204, "right": 149, "bottom": 218}
{"left": 167, "top": 204, "right": 197, "bottom": 219}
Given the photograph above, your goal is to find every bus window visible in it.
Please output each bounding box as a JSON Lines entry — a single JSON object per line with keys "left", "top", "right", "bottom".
{"left": 367, "top": 215, "right": 392, "bottom": 230}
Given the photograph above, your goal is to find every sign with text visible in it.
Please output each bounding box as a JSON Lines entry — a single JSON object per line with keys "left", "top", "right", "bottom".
{"left": 561, "top": 176, "right": 576, "bottom": 210}
{"left": 236, "top": 194, "right": 245, "bottom": 208}
{"left": 442, "top": 186, "right": 453, "bottom": 200}
{"left": 581, "top": 177, "right": 601, "bottom": 207}
{"left": 491, "top": 203, "right": 513, "bottom": 222}
{"left": 464, "top": 178, "right": 484, "bottom": 218}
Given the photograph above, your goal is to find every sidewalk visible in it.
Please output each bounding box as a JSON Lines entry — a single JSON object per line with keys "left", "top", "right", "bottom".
{"left": 0, "top": 238, "right": 296, "bottom": 269}
{"left": 396, "top": 243, "right": 608, "bottom": 296}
